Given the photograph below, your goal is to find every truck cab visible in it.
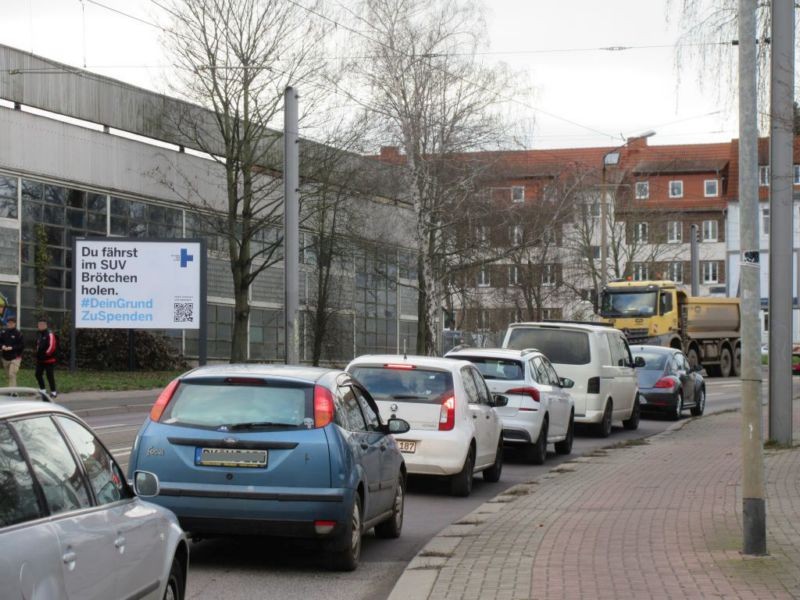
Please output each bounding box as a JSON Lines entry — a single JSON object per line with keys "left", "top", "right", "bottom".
{"left": 599, "top": 280, "right": 683, "bottom": 348}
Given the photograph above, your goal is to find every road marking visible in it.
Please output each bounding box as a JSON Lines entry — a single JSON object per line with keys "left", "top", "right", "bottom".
{"left": 94, "top": 423, "right": 127, "bottom": 429}
{"left": 110, "top": 446, "right": 132, "bottom": 455}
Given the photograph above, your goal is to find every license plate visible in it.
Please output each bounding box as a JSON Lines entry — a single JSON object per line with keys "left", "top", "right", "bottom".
{"left": 195, "top": 447, "right": 268, "bottom": 468}
{"left": 396, "top": 440, "right": 416, "bottom": 454}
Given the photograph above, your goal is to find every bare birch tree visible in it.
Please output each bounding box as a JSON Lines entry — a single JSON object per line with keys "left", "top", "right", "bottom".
{"left": 161, "top": 0, "right": 326, "bottom": 361}
{"left": 347, "top": 0, "right": 517, "bottom": 354}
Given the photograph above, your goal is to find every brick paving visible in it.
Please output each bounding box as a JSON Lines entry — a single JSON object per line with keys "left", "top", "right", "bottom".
{"left": 415, "top": 407, "right": 800, "bottom": 600}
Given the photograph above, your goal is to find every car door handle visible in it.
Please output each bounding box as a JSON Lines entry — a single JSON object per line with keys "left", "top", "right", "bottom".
{"left": 379, "top": 444, "right": 387, "bottom": 452}
{"left": 114, "top": 535, "right": 126, "bottom": 551}
{"left": 360, "top": 443, "right": 369, "bottom": 450}
{"left": 62, "top": 550, "right": 76, "bottom": 566}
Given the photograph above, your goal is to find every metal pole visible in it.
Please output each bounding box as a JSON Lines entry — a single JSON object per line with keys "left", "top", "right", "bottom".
{"left": 599, "top": 166, "right": 608, "bottom": 292}
{"left": 284, "top": 87, "right": 300, "bottom": 365}
{"left": 768, "top": 0, "right": 795, "bottom": 445}
{"left": 69, "top": 237, "right": 78, "bottom": 373}
{"left": 690, "top": 224, "right": 700, "bottom": 296}
{"left": 198, "top": 238, "right": 208, "bottom": 366}
{"left": 739, "top": 0, "right": 766, "bottom": 556}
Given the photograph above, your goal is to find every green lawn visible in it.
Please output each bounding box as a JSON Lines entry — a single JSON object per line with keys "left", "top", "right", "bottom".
{"left": 8, "top": 369, "right": 185, "bottom": 393}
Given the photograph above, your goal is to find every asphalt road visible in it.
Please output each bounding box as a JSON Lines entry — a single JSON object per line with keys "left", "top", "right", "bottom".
{"left": 83, "top": 377, "right": 772, "bottom": 600}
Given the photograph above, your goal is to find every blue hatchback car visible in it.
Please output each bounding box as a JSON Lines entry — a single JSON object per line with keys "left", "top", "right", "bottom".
{"left": 128, "top": 365, "right": 410, "bottom": 571}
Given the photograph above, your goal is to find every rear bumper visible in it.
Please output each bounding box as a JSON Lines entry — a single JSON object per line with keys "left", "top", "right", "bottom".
{"left": 571, "top": 392, "right": 606, "bottom": 424}
{"left": 639, "top": 389, "right": 678, "bottom": 410}
{"left": 396, "top": 429, "right": 472, "bottom": 476}
{"left": 150, "top": 485, "right": 351, "bottom": 538}
{"left": 500, "top": 412, "right": 544, "bottom": 445}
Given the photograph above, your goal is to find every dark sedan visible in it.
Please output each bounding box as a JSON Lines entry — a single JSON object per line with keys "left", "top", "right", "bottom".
{"left": 631, "top": 346, "right": 705, "bottom": 420}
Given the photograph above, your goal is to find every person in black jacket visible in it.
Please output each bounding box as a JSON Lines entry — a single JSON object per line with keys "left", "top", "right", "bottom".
{"left": 35, "top": 318, "right": 58, "bottom": 399}
{"left": 0, "top": 316, "right": 24, "bottom": 387}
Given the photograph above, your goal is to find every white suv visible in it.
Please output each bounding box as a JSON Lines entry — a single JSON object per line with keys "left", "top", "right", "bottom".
{"left": 445, "top": 348, "right": 575, "bottom": 464}
{"left": 502, "top": 322, "right": 640, "bottom": 437}
{"left": 347, "top": 355, "right": 504, "bottom": 497}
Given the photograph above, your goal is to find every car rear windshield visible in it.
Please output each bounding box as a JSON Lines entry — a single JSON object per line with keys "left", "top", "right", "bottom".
{"left": 632, "top": 351, "right": 668, "bottom": 370}
{"left": 505, "top": 328, "right": 591, "bottom": 365}
{"left": 455, "top": 357, "right": 524, "bottom": 381}
{"left": 161, "top": 380, "right": 313, "bottom": 429}
{"left": 350, "top": 366, "right": 453, "bottom": 403}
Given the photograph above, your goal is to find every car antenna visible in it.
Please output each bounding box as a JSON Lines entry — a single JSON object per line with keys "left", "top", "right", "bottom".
{"left": 403, "top": 337, "right": 408, "bottom": 360}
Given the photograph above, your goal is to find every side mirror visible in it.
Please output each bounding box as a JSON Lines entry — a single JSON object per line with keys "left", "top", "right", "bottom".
{"left": 133, "top": 471, "right": 160, "bottom": 498}
{"left": 634, "top": 356, "right": 646, "bottom": 368}
{"left": 387, "top": 418, "right": 411, "bottom": 435}
{"left": 560, "top": 377, "right": 575, "bottom": 389}
{"left": 491, "top": 394, "right": 509, "bottom": 407}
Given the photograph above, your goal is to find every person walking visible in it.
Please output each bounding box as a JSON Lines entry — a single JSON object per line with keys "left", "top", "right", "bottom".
{"left": 0, "top": 316, "right": 24, "bottom": 387}
{"left": 35, "top": 318, "right": 58, "bottom": 399}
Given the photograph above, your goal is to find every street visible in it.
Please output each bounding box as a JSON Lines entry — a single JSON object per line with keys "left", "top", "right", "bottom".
{"left": 82, "top": 377, "right": 756, "bottom": 600}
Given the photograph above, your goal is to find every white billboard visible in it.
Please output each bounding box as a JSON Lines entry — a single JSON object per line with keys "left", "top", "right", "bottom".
{"left": 74, "top": 239, "right": 203, "bottom": 330}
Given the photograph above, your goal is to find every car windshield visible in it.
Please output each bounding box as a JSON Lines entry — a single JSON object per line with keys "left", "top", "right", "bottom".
{"left": 632, "top": 351, "right": 668, "bottom": 371}
{"left": 600, "top": 291, "right": 658, "bottom": 317}
{"left": 505, "top": 328, "right": 591, "bottom": 365}
{"left": 350, "top": 367, "right": 454, "bottom": 403}
{"left": 454, "top": 357, "right": 524, "bottom": 381}
{"left": 161, "top": 381, "right": 313, "bottom": 429}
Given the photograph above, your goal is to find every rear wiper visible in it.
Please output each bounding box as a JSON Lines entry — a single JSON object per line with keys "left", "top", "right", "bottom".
{"left": 224, "top": 421, "right": 300, "bottom": 430}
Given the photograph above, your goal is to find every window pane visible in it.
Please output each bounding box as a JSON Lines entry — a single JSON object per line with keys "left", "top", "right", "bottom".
{"left": 0, "top": 422, "right": 42, "bottom": 527}
{"left": 13, "top": 416, "right": 91, "bottom": 515}
{"left": 56, "top": 417, "right": 129, "bottom": 505}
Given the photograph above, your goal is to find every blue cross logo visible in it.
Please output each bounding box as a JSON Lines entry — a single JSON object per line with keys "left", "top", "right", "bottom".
{"left": 179, "top": 248, "right": 194, "bottom": 268}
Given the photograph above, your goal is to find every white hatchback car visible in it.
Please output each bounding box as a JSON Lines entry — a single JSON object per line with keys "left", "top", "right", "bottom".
{"left": 347, "top": 355, "right": 504, "bottom": 497}
{"left": 445, "top": 348, "right": 575, "bottom": 464}
{"left": 502, "top": 322, "right": 641, "bottom": 437}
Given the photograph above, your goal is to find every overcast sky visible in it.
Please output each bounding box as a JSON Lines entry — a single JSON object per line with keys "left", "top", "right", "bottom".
{"left": 1, "top": 0, "right": 740, "bottom": 149}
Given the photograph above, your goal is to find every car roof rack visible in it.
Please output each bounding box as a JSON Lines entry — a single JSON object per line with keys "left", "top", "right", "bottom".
{"left": 541, "top": 319, "right": 615, "bottom": 328}
{"left": 520, "top": 348, "right": 540, "bottom": 356}
{"left": 0, "top": 387, "right": 51, "bottom": 402}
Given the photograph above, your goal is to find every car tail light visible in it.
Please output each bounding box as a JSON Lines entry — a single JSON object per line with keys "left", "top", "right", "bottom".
{"left": 314, "top": 385, "right": 335, "bottom": 428}
{"left": 384, "top": 363, "right": 415, "bottom": 370}
{"left": 150, "top": 379, "right": 180, "bottom": 422}
{"left": 439, "top": 395, "right": 455, "bottom": 431}
{"left": 505, "top": 387, "right": 540, "bottom": 411}
{"left": 587, "top": 376, "right": 600, "bottom": 394}
{"left": 314, "top": 519, "right": 337, "bottom": 535}
{"left": 654, "top": 377, "right": 676, "bottom": 389}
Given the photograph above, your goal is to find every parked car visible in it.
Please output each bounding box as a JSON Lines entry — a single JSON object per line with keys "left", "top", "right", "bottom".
{"left": 630, "top": 345, "right": 706, "bottom": 419}
{"left": 347, "top": 355, "right": 504, "bottom": 496}
{"left": 444, "top": 347, "right": 575, "bottom": 464}
{"left": 128, "top": 365, "right": 409, "bottom": 571}
{"left": 502, "top": 322, "right": 641, "bottom": 437}
{"left": 0, "top": 389, "right": 188, "bottom": 600}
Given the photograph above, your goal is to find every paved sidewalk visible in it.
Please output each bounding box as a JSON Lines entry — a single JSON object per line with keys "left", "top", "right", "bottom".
{"left": 392, "top": 407, "right": 800, "bottom": 600}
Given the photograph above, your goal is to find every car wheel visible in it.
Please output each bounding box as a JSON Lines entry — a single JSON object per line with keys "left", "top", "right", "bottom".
{"left": 733, "top": 345, "right": 742, "bottom": 377}
{"left": 525, "top": 418, "right": 548, "bottom": 465}
{"left": 671, "top": 392, "right": 684, "bottom": 421}
{"left": 622, "top": 394, "right": 641, "bottom": 431}
{"left": 483, "top": 439, "right": 503, "bottom": 482}
{"left": 375, "top": 474, "right": 405, "bottom": 539}
{"left": 329, "top": 491, "right": 362, "bottom": 571}
{"left": 163, "top": 556, "right": 184, "bottom": 600}
{"left": 450, "top": 447, "right": 475, "bottom": 497}
{"left": 719, "top": 346, "right": 733, "bottom": 378}
{"left": 595, "top": 401, "right": 613, "bottom": 438}
{"left": 554, "top": 412, "right": 574, "bottom": 455}
{"left": 690, "top": 388, "right": 706, "bottom": 417}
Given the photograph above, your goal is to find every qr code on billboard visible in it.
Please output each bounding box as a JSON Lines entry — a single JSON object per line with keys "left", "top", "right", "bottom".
{"left": 173, "top": 302, "right": 194, "bottom": 323}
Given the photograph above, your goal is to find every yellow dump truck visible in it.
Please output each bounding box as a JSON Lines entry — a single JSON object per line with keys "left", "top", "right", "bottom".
{"left": 599, "top": 280, "right": 741, "bottom": 377}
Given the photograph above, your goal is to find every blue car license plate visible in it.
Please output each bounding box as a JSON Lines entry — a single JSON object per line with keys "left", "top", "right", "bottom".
{"left": 195, "top": 447, "right": 268, "bottom": 468}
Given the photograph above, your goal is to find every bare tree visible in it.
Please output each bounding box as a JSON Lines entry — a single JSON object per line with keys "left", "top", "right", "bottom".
{"left": 160, "top": 0, "right": 325, "bottom": 361}
{"left": 347, "top": 0, "right": 518, "bottom": 354}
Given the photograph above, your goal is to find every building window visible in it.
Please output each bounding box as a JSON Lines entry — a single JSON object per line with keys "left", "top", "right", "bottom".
{"left": 794, "top": 165, "right": 800, "bottom": 185}
{"left": 635, "top": 181, "right": 649, "bottom": 200}
{"left": 762, "top": 208, "right": 770, "bottom": 236}
{"left": 541, "top": 307, "right": 561, "bottom": 321}
{"left": 669, "top": 180, "right": 684, "bottom": 198}
{"left": 702, "top": 261, "right": 719, "bottom": 284}
{"left": 541, "top": 227, "right": 558, "bottom": 245}
{"left": 478, "top": 267, "right": 490, "bottom": 287}
{"left": 476, "top": 225, "right": 488, "bottom": 244}
{"left": 759, "top": 165, "right": 770, "bottom": 186}
{"left": 704, "top": 179, "right": 719, "bottom": 197}
{"left": 542, "top": 264, "right": 556, "bottom": 286}
{"left": 633, "top": 263, "right": 649, "bottom": 281}
{"left": 511, "top": 224, "right": 524, "bottom": 246}
{"left": 590, "top": 245, "right": 601, "bottom": 260}
{"left": 589, "top": 201, "right": 601, "bottom": 219}
{"left": 0, "top": 175, "right": 18, "bottom": 219}
{"left": 702, "top": 219, "right": 718, "bottom": 242}
{"left": 667, "top": 221, "right": 682, "bottom": 243}
{"left": 669, "top": 262, "right": 684, "bottom": 283}
{"left": 634, "top": 222, "right": 648, "bottom": 243}
{"left": 509, "top": 265, "right": 520, "bottom": 286}
{"left": 511, "top": 186, "right": 525, "bottom": 203}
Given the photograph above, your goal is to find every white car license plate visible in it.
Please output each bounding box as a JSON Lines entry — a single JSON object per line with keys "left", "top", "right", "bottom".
{"left": 195, "top": 447, "right": 268, "bottom": 468}
{"left": 396, "top": 440, "right": 416, "bottom": 454}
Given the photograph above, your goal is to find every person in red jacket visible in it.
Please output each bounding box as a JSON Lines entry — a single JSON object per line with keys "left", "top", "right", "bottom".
{"left": 35, "top": 317, "right": 58, "bottom": 399}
